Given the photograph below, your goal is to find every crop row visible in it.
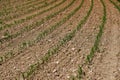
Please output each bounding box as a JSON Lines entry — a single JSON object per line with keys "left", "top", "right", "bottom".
{"left": 0, "top": 0, "right": 46, "bottom": 17}
{"left": 109, "top": 0, "right": 120, "bottom": 11}
{"left": 72, "top": 0, "right": 106, "bottom": 79}
{"left": 0, "top": 0, "right": 65, "bottom": 31}
{"left": 0, "top": 0, "right": 67, "bottom": 44}
{"left": 0, "top": 0, "right": 37, "bottom": 14}
{"left": 2, "top": 0, "right": 57, "bottom": 21}
{"left": 86, "top": 0, "right": 106, "bottom": 63}
{"left": 18, "top": 0, "right": 93, "bottom": 79}
{"left": 0, "top": 0, "right": 76, "bottom": 65}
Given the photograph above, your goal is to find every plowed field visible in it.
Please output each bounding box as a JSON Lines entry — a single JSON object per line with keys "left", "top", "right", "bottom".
{"left": 0, "top": 0, "right": 120, "bottom": 80}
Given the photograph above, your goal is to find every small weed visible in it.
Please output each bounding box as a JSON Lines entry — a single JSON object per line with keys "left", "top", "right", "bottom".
{"left": 22, "top": 62, "right": 39, "bottom": 78}
{"left": 0, "top": 57, "right": 3, "bottom": 63}
{"left": 44, "top": 2, "right": 48, "bottom": 5}
{"left": 70, "top": 22, "right": 73, "bottom": 25}
{"left": 4, "top": 50, "right": 13, "bottom": 59}
{"left": 70, "top": 75, "right": 76, "bottom": 80}
{"left": 4, "top": 30, "right": 10, "bottom": 38}
{"left": 77, "top": 66, "right": 83, "bottom": 80}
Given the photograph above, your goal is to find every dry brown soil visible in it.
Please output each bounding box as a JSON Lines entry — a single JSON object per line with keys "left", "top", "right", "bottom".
{"left": 0, "top": 0, "right": 120, "bottom": 80}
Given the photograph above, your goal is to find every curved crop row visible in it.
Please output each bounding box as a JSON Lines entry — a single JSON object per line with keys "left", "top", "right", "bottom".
{"left": 3, "top": 0, "right": 57, "bottom": 21}
{"left": 109, "top": 0, "right": 120, "bottom": 11}
{"left": 0, "top": 0, "right": 45, "bottom": 17}
{"left": 0, "top": 0, "right": 78, "bottom": 65}
{"left": 21, "top": 0, "right": 44, "bottom": 7}
{"left": 0, "top": 0, "right": 67, "bottom": 44}
{"left": 0, "top": 0, "right": 65, "bottom": 31}
{"left": 0, "top": 0, "right": 37, "bottom": 14}
{"left": 86, "top": 0, "right": 106, "bottom": 63}
{"left": 0, "top": 0, "right": 29, "bottom": 9}
{"left": 20, "top": 0, "right": 93, "bottom": 79}
{"left": 73, "top": 0, "right": 106, "bottom": 79}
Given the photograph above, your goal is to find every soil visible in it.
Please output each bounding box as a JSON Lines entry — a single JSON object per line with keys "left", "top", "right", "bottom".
{"left": 0, "top": 0, "right": 119, "bottom": 80}
{"left": 82, "top": 0, "right": 120, "bottom": 80}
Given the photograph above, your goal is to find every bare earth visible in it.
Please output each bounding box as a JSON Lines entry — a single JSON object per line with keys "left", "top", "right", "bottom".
{"left": 0, "top": 0, "right": 120, "bottom": 80}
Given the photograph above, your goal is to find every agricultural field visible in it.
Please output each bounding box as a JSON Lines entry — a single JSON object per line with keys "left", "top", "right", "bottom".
{"left": 0, "top": 0, "right": 120, "bottom": 80}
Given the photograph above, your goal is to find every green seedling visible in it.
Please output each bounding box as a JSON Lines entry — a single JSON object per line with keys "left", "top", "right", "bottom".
{"left": 86, "top": 0, "right": 106, "bottom": 63}
{"left": 77, "top": 66, "right": 83, "bottom": 80}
